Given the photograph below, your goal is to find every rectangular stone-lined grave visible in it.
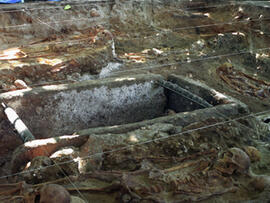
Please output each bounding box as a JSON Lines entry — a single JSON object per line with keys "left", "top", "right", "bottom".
{"left": 0, "top": 74, "right": 248, "bottom": 140}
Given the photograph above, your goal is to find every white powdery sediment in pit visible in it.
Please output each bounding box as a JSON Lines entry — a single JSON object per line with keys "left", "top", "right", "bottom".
{"left": 49, "top": 81, "right": 166, "bottom": 135}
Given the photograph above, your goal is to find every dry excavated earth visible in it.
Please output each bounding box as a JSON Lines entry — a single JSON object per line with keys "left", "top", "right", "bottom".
{"left": 0, "top": 0, "right": 270, "bottom": 202}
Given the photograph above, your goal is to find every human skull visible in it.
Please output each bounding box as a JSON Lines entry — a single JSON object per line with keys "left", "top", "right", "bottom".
{"left": 40, "top": 184, "right": 70, "bottom": 203}
{"left": 22, "top": 156, "right": 52, "bottom": 183}
{"left": 29, "top": 156, "right": 52, "bottom": 169}
{"left": 215, "top": 147, "right": 251, "bottom": 175}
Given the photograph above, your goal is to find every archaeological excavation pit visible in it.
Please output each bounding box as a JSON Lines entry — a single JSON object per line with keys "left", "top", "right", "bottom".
{"left": 1, "top": 0, "right": 270, "bottom": 202}
{"left": 0, "top": 73, "right": 246, "bottom": 140}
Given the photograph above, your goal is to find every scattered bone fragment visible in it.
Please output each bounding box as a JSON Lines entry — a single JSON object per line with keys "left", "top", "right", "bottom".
{"left": 40, "top": 184, "right": 71, "bottom": 203}
{"left": 0, "top": 47, "right": 27, "bottom": 60}
{"left": 90, "top": 8, "right": 100, "bottom": 17}
{"left": 150, "top": 48, "right": 164, "bottom": 56}
{"left": 14, "top": 79, "right": 28, "bottom": 89}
